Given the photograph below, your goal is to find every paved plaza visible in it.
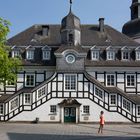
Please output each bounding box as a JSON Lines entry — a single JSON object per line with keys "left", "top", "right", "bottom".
{"left": 0, "top": 123, "right": 140, "bottom": 140}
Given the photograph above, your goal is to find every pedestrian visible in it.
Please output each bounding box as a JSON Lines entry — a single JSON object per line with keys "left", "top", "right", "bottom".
{"left": 98, "top": 111, "right": 105, "bottom": 134}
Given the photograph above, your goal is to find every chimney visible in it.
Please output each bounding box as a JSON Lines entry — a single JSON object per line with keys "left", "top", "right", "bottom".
{"left": 99, "top": 18, "right": 105, "bottom": 32}
{"left": 42, "top": 25, "right": 49, "bottom": 36}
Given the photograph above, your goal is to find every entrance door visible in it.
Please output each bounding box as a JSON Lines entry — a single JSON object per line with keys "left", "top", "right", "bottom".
{"left": 64, "top": 107, "right": 76, "bottom": 123}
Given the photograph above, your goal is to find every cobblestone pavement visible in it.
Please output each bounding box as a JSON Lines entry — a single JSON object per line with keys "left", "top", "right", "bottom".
{"left": 0, "top": 123, "right": 140, "bottom": 140}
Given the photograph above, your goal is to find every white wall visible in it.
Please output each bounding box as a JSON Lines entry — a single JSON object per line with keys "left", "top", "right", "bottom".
{"left": 10, "top": 98, "right": 130, "bottom": 123}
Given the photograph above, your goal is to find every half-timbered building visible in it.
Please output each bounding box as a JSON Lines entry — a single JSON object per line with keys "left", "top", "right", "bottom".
{"left": 0, "top": 0, "right": 140, "bottom": 123}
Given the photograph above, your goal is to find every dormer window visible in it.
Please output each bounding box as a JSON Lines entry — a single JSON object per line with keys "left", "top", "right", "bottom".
{"left": 43, "top": 50, "right": 50, "bottom": 60}
{"left": 26, "top": 50, "right": 34, "bottom": 60}
{"left": 106, "top": 46, "right": 115, "bottom": 60}
{"left": 12, "top": 50, "right": 20, "bottom": 58}
{"left": 107, "top": 51, "right": 115, "bottom": 60}
{"left": 122, "top": 51, "right": 129, "bottom": 60}
{"left": 92, "top": 51, "right": 99, "bottom": 60}
{"left": 136, "top": 51, "right": 140, "bottom": 60}
{"left": 42, "top": 46, "right": 51, "bottom": 60}
{"left": 135, "top": 47, "right": 140, "bottom": 60}
{"left": 90, "top": 46, "right": 100, "bottom": 61}
{"left": 121, "top": 46, "right": 130, "bottom": 61}
{"left": 26, "top": 46, "right": 35, "bottom": 60}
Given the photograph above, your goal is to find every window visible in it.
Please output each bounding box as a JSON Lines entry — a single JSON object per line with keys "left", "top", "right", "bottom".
{"left": 66, "top": 54, "right": 76, "bottom": 64}
{"left": 42, "top": 50, "right": 50, "bottom": 60}
{"left": 11, "top": 97, "right": 19, "bottom": 111}
{"left": 122, "top": 51, "right": 129, "bottom": 60}
{"left": 38, "top": 87, "right": 46, "bottom": 99}
{"left": 95, "top": 87, "right": 103, "bottom": 99}
{"left": 107, "top": 51, "right": 115, "bottom": 60}
{"left": 26, "top": 50, "right": 34, "bottom": 60}
{"left": 123, "top": 98, "right": 131, "bottom": 112}
{"left": 136, "top": 51, "right": 140, "bottom": 60}
{"left": 50, "top": 105, "right": 56, "bottom": 114}
{"left": 126, "top": 75, "right": 135, "bottom": 87}
{"left": 106, "top": 74, "right": 115, "bottom": 86}
{"left": 12, "top": 50, "right": 20, "bottom": 58}
{"left": 110, "top": 94, "right": 117, "bottom": 105}
{"left": 137, "top": 106, "right": 140, "bottom": 116}
{"left": 24, "top": 93, "right": 31, "bottom": 104}
{"left": 25, "top": 74, "right": 35, "bottom": 87}
{"left": 69, "top": 34, "right": 73, "bottom": 43}
{"left": 0, "top": 104, "right": 4, "bottom": 115}
{"left": 92, "top": 51, "right": 99, "bottom": 60}
{"left": 65, "top": 74, "right": 76, "bottom": 90}
{"left": 83, "top": 106, "right": 90, "bottom": 114}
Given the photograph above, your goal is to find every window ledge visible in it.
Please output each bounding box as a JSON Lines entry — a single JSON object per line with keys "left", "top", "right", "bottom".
{"left": 49, "top": 113, "right": 57, "bottom": 116}
{"left": 82, "top": 113, "right": 90, "bottom": 116}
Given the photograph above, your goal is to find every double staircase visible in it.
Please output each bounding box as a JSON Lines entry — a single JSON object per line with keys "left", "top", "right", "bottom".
{"left": 0, "top": 72, "right": 140, "bottom": 122}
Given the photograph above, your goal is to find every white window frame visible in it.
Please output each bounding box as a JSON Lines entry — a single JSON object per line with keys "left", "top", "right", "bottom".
{"left": 83, "top": 105, "right": 90, "bottom": 114}
{"left": 0, "top": 104, "right": 4, "bottom": 115}
{"left": 25, "top": 74, "right": 35, "bottom": 87}
{"left": 50, "top": 105, "right": 57, "bottom": 114}
{"left": 136, "top": 51, "right": 140, "bottom": 60}
{"left": 26, "top": 50, "right": 34, "bottom": 60}
{"left": 94, "top": 86, "right": 104, "bottom": 100}
{"left": 37, "top": 86, "right": 46, "bottom": 99}
{"left": 126, "top": 74, "right": 136, "bottom": 87}
{"left": 10, "top": 97, "right": 19, "bottom": 111}
{"left": 107, "top": 51, "right": 115, "bottom": 60}
{"left": 12, "top": 50, "right": 20, "bottom": 58}
{"left": 42, "top": 50, "right": 50, "bottom": 60}
{"left": 106, "top": 74, "right": 116, "bottom": 87}
{"left": 64, "top": 74, "right": 77, "bottom": 91}
{"left": 109, "top": 94, "right": 117, "bottom": 106}
{"left": 24, "top": 93, "right": 31, "bottom": 105}
{"left": 91, "top": 51, "right": 99, "bottom": 60}
{"left": 122, "top": 98, "right": 131, "bottom": 113}
{"left": 137, "top": 106, "right": 140, "bottom": 116}
{"left": 122, "top": 51, "right": 129, "bottom": 61}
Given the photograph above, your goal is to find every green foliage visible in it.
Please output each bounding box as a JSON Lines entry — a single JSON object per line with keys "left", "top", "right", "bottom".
{"left": 0, "top": 18, "right": 22, "bottom": 87}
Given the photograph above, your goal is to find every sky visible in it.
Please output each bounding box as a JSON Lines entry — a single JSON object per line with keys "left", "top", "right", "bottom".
{"left": 0, "top": 0, "right": 132, "bottom": 38}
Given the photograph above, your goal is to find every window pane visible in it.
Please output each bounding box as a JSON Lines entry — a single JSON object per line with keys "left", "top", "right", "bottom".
{"left": 25, "top": 94, "right": 31, "bottom": 104}
{"left": 123, "top": 98, "right": 131, "bottom": 112}
{"left": 26, "top": 75, "right": 35, "bottom": 86}
{"left": 50, "top": 105, "right": 56, "bottom": 113}
{"left": 127, "top": 75, "right": 135, "bottom": 87}
{"left": 83, "top": 106, "right": 90, "bottom": 114}
{"left": 11, "top": 98, "right": 19, "bottom": 110}
{"left": 95, "top": 87, "right": 103, "bottom": 99}
{"left": 107, "top": 75, "right": 115, "bottom": 86}
{"left": 65, "top": 75, "right": 76, "bottom": 90}
{"left": 110, "top": 95, "right": 116, "bottom": 105}
{"left": 0, "top": 105, "right": 4, "bottom": 114}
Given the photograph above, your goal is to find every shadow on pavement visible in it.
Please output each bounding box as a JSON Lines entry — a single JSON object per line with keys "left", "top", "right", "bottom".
{"left": 78, "top": 124, "right": 140, "bottom": 136}
{"left": 7, "top": 133, "right": 140, "bottom": 140}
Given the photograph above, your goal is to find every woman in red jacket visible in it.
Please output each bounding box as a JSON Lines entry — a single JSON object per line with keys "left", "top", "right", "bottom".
{"left": 98, "top": 111, "right": 105, "bottom": 134}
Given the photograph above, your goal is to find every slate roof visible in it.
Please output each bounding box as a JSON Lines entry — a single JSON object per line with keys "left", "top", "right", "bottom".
{"left": 85, "top": 59, "right": 140, "bottom": 67}
{"left": 58, "top": 98, "right": 81, "bottom": 106}
{"left": 0, "top": 88, "right": 34, "bottom": 103}
{"left": 0, "top": 94, "right": 13, "bottom": 103}
{"left": 8, "top": 24, "right": 139, "bottom": 46}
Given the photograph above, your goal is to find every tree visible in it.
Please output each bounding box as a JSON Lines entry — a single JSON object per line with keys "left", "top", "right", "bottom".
{"left": 0, "top": 18, "right": 22, "bottom": 91}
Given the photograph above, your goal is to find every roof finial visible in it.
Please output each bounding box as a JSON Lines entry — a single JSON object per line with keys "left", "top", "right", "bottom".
{"left": 70, "top": 0, "right": 72, "bottom": 12}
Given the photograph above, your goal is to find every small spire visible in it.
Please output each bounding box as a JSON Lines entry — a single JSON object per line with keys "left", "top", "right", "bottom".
{"left": 69, "top": 0, "right": 72, "bottom": 12}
